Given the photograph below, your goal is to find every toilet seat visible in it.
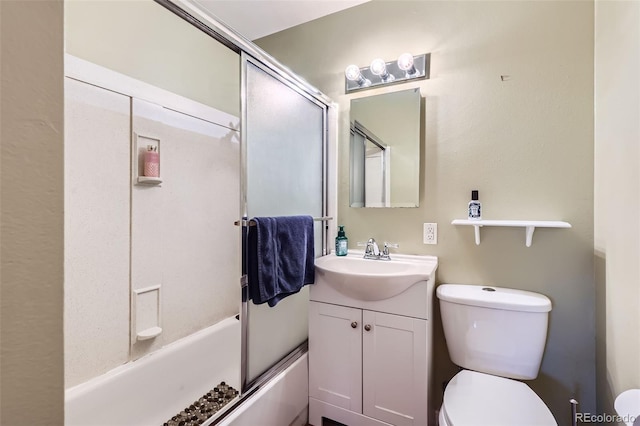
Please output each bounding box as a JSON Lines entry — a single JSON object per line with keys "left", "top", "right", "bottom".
{"left": 440, "top": 370, "right": 557, "bottom": 426}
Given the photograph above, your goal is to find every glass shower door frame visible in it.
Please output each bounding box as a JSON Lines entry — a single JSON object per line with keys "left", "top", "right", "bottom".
{"left": 239, "top": 52, "right": 330, "bottom": 394}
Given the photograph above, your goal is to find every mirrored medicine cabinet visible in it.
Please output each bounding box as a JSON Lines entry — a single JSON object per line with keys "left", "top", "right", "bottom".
{"left": 349, "top": 88, "right": 421, "bottom": 208}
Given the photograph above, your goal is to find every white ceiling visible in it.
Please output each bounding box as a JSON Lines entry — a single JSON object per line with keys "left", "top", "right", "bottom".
{"left": 196, "top": 0, "right": 370, "bottom": 40}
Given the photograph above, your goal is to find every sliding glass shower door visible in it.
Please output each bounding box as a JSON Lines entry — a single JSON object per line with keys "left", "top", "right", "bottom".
{"left": 241, "top": 54, "right": 327, "bottom": 389}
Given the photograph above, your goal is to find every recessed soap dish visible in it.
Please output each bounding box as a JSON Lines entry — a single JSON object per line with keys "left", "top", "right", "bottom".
{"left": 132, "top": 284, "right": 162, "bottom": 344}
{"left": 137, "top": 176, "right": 163, "bottom": 185}
{"left": 137, "top": 326, "right": 162, "bottom": 341}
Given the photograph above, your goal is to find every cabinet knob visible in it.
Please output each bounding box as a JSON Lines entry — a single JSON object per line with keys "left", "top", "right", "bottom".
{"left": 364, "top": 324, "right": 372, "bottom": 331}
{"left": 351, "top": 321, "right": 358, "bottom": 329}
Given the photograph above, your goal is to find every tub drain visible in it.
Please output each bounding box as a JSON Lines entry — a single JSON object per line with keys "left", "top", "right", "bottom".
{"left": 163, "top": 381, "right": 238, "bottom": 426}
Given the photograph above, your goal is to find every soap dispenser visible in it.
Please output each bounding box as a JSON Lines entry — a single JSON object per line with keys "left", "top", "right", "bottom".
{"left": 468, "top": 190, "right": 482, "bottom": 220}
{"left": 144, "top": 145, "right": 160, "bottom": 178}
{"left": 335, "top": 226, "right": 348, "bottom": 256}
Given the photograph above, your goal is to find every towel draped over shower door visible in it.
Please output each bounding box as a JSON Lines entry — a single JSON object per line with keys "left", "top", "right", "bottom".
{"left": 241, "top": 54, "right": 327, "bottom": 390}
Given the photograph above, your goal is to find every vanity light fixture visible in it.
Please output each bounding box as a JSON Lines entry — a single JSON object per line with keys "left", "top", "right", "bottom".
{"left": 344, "top": 52, "right": 430, "bottom": 93}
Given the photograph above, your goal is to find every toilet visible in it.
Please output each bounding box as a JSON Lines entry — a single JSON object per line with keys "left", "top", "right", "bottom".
{"left": 437, "top": 284, "right": 557, "bottom": 426}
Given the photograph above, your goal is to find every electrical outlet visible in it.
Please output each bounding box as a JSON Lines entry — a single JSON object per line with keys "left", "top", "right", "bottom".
{"left": 423, "top": 223, "right": 437, "bottom": 244}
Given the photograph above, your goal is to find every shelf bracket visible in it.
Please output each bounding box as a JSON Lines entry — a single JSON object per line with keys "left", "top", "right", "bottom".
{"left": 525, "top": 226, "right": 535, "bottom": 247}
{"left": 474, "top": 225, "right": 481, "bottom": 245}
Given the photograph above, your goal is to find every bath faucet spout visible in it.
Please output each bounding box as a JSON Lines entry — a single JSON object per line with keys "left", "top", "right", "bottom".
{"left": 364, "top": 238, "right": 380, "bottom": 259}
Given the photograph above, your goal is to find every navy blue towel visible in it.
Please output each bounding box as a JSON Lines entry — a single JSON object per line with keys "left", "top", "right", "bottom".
{"left": 247, "top": 215, "right": 315, "bottom": 307}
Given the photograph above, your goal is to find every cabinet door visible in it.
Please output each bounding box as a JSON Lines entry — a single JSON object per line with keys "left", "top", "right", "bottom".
{"left": 362, "top": 311, "right": 427, "bottom": 426}
{"left": 309, "top": 302, "right": 362, "bottom": 412}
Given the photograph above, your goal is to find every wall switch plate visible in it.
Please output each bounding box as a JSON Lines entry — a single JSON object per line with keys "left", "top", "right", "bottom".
{"left": 423, "top": 223, "right": 437, "bottom": 244}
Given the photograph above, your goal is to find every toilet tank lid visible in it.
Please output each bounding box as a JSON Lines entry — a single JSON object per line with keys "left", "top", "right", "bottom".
{"left": 437, "top": 284, "right": 552, "bottom": 313}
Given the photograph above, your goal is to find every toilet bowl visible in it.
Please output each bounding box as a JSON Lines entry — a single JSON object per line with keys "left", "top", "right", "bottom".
{"left": 615, "top": 389, "right": 640, "bottom": 426}
{"left": 439, "top": 370, "right": 556, "bottom": 426}
{"left": 437, "top": 284, "right": 557, "bottom": 425}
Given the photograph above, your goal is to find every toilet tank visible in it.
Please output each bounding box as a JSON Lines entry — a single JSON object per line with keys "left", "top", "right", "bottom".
{"left": 437, "top": 284, "right": 552, "bottom": 380}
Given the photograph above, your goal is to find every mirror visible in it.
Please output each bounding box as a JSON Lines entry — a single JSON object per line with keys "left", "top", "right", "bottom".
{"left": 349, "top": 88, "right": 421, "bottom": 208}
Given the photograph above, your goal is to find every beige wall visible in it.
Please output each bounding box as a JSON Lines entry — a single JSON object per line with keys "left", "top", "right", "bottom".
{"left": 0, "top": 1, "right": 65, "bottom": 424}
{"left": 65, "top": 0, "right": 240, "bottom": 117}
{"left": 257, "top": 1, "right": 596, "bottom": 422}
{"left": 594, "top": 0, "right": 640, "bottom": 416}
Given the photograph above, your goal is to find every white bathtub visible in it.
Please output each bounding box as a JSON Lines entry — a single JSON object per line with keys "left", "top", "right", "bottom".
{"left": 219, "top": 353, "right": 308, "bottom": 426}
{"left": 65, "top": 316, "right": 241, "bottom": 426}
{"left": 65, "top": 316, "right": 309, "bottom": 426}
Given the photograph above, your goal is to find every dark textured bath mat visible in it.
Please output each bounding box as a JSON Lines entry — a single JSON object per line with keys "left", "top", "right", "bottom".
{"left": 162, "top": 381, "right": 238, "bottom": 426}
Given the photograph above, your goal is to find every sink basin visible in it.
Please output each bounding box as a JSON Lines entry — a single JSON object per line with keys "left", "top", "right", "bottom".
{"left": 314, "top": 254, "right": 435, "bottom": 301}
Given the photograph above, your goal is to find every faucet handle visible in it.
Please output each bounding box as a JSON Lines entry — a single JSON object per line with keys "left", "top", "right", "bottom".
{"left": 382, "top": 242, "right": 399, "bottom": 257}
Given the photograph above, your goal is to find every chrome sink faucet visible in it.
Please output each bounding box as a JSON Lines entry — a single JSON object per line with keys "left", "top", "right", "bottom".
{"left": 364, "top": 238, "right": 380, "bottom": 258}
{"left": 362, "top": 238, "right": 398, "bottom": 261}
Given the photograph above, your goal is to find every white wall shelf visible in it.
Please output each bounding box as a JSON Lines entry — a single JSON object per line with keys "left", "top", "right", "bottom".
{"left": 451, "top": 219, "right": 572, "bottom": 247}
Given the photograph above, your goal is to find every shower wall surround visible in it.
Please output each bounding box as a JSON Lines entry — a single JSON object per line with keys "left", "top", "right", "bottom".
{"left": 130, "top": 98, "right": 240, "bottom": 361}
{"left": 64, "top": 62, "right": 241, "bottom": 387}
{"left": 64, "top": 78, "right": 131, "bottom": 386}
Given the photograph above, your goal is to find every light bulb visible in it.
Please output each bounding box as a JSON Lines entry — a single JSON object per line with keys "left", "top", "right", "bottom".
{"left": 345, "top": 64, "right": 362, "bottom": 81}
{"left": 398, "top": 52, "right": 418, "bottom": 77}
{"left": 370, "top": 58, "right": 395, "bottom": 82}
{"left": 344, "top": 64, "right": 371, "bottom": 87}
{"left": 369, "top": 58, "right": 387, "bottom": 76}
{"left": 397, "top": 53, "right": 414, "bottom": 71}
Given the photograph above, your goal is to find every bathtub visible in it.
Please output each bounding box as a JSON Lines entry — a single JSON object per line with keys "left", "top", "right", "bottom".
{"left": 65, "top": 316, "right": 309, "bottom": 426}
{"left": 219, "top": 353, "right": 308, "bottom": 426}
{"left": 66, "top": 317, "right": 240, "bottom": 426}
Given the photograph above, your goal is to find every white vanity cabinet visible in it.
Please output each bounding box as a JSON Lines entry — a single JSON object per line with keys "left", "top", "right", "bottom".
{"left": 308, "top": 253, "right": 437, "bottom": 426}
{"left": 309, "top": 302, "right": 427, "bottom": 426}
